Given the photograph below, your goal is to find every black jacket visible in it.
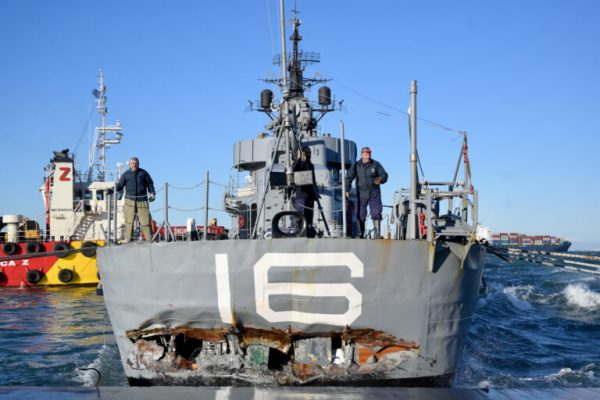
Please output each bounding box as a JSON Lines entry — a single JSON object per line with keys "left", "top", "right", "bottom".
{"left": 116, "top": 168, "right": 155, "bottom": 201}
{"left": 292, "top": 159, "right": 318, "bottom": 201}
{"left": 345, "top": 159, "right": 388, "bottom": 199}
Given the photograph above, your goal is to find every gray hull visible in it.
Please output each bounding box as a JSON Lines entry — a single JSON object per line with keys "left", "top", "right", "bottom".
{"left": 98, "top": 238, "right": 485, "bottom": 386}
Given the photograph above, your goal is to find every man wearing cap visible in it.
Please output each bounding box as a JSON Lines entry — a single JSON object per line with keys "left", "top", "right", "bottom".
{"left": 345, "top": 147, "right": 388, "bottom": 238}
{"left": 292, "top": 146, "right": 318, "bottom": 236}
{"left": 116, "top": 157, "right": 156, "bottom": 242}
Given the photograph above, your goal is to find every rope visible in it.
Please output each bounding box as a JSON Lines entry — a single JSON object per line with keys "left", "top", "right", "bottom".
{"left": 332, "top": 78, "right": 467, "bottom": 135}
{"left": 208, "top": 207, "right": 229, "bottom": 212}
{"left": 168, "top": 206, "right": 205, "bottom": 212}
{"left": 77, "top": 367, "right": 101, "bottom": 386}
{"left": 265, "top": 0, "right": 276, "bottom": 60}
{"left": 168, "top": 182, "right": 204, "bottom": 190}
{"left": 487, "top": 246, "right": 600, "bottom": 275}
{"left": 73, "top": 104, "right": 97, "bottom": 156}
{"left": 0, "top": 247, "right": 94, "bottom": 262}
{"left": 209, "top": 180, "right": 228, "bottom": 188}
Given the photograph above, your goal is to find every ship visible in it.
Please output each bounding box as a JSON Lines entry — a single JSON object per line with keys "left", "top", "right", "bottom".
{"left": 0, "top": 71, "right": 128, "bottom": 287}
{"left": 98, "top": 5, "right": 486, "bottom": 386}
{"left": 477, "top": 226, "right": 571, "bottom": 252}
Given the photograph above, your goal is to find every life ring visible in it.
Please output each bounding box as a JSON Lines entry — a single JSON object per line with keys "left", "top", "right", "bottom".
{"left": 26, "top": 269, "right": 43, "bottom": 285}
{"left": 53, "top": 242, "right": 71, "bottom": 258}
{"left": 271, "top": 211, "right": 307, "bottom": 238}
{"left": 2, "top": 242, "right": 19, "bottom": 255}
{"left": 81, "top": 241, "right": 98, "bottom": 258}
{"left": 26, "top": 242, "right": 43, "bottom": 254}
{"left": 58, "top": 269, "right": 75, "bottom": 283}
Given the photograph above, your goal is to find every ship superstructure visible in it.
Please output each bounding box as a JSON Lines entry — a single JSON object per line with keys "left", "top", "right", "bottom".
{"left": 98, "top": 5, "right": 485, "bottom": 387}
{"left": 224, "top": 15, "right": 353, "bottom": 239}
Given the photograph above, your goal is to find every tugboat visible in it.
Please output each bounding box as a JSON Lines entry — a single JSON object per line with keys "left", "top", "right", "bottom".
{"left": 98, "top": 5, "right": 485, "bottom": 386}
{"left": 0, "top": 71, "right": 127, "bottom": 287}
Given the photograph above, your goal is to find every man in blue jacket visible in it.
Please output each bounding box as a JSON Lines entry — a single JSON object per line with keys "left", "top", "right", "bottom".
{"left": 345, "top": 147, "right": 388, "bottom": 238}
{"left": 116, "top": 157, "right": 156, "bottom": 242}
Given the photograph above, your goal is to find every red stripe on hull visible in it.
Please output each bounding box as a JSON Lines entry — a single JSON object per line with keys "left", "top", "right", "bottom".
{"left": 0, "top": 242, "right": 60, "bottom": 287}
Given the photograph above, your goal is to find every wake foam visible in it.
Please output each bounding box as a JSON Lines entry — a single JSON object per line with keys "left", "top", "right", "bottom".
{"left": 502, "top": 285, "right": 534, "bottom": 309}
{"left": 75, "top": 344, "right": 108, "bottom": 386}
{"left": 519, "top": 364, "right": 597, "bottom": 384}
{"left": 563, "top": 284, "right": 600, "bottom": 308}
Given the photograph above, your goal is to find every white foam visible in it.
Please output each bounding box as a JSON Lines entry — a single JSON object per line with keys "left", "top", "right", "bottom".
{"left": 502, "top": 285, "right": 534, "bottom": 309}
{"left": 477, "top": 380, "right": 491, "bottom": 390}
{"left": 503, "top": 285, "right": 534, "bottom": 300}
{"left": 519, "top": 365, "right": 596, "bottom": 383}
{"left": 563, "top": 283, "right": 600, "bottom": 308}
{"left": 75, "top": 344, "right": 108, "bottom": 386}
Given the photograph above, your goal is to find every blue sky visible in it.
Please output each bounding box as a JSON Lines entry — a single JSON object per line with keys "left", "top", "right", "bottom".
{"left": 0, "top": 0, "right": 598, "bottom": 249}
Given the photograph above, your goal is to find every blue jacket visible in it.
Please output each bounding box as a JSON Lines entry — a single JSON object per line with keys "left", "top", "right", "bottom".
{"left": 345, "top": 159, "right": 388, "bottom": 199}
{"left": 116, "top": 168, "right": 155, "bottom": 201}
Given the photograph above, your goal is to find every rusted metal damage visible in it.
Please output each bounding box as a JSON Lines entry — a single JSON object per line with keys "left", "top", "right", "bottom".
{"left": 125, "top": 325, "right": 420, "bottom": 384}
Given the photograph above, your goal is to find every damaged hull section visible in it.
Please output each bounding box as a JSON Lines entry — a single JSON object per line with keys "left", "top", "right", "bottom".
{"left": 98, "top": 238, "right": 484, "bottom": 386}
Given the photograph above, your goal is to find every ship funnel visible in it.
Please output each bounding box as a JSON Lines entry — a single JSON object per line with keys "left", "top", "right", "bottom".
{"left": 260, "top": 89, "right": 273, "bottom": 110}
{"left": 2, "top": 215, "right": 23, "bottom": 243}
{"left": 318, "top": 86, "right": 331, "bottom": 105}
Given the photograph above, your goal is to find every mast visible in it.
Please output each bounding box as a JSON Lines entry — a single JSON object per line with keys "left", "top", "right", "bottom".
{"left": 288, "top": 8, "right": 304, "bottom": 98}
{"left": 279, "top": 0, "right": 288, "bottom": 96}
{"left": 408, "top": 80, "right": 419, "bottom": 239}
{"left": 89, "top": 70, "right": 123, "bottom": 182}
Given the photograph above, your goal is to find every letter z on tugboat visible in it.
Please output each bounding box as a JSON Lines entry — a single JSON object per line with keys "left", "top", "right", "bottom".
{"left": 98, "top": 5, "right": 485, "bottom": 386}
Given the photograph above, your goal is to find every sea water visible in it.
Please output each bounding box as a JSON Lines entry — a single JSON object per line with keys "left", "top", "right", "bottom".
{"left": 0, "top": 254, "right": 599, "bottom": 388}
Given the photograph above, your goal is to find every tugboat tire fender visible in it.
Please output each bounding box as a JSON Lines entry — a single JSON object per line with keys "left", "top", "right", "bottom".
{"left": 81, "top": 241, "right": 98, "bottom": 258}
{"left": 272, "top": 211, "right": 307, "bottom": 238}
{"left": 2, "top": 242, "right": 19, "bottom": 255}
{"left": 53, "top": 242, "right": 71, "bottom": 258}
{"left": 58, "top": 268, "right": 74, "bottom": 283}
{"left": 26, "top": 241, "right": 43, "bottom": 254}
{"left": 26, "top": 269, "right": 43, "bottom": 285}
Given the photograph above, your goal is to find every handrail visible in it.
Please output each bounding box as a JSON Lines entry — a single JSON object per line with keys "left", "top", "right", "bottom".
{"left": 66, "top": 200, "right": 86, "bottom": 238}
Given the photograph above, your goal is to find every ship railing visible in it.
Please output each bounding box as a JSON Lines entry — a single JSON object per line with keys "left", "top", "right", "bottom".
{"left": 392, "top": 182, "right": 478, "bottom": 243}
{"left": 0, "top": 228, "right": 43, "bottom": 244}
{"left": 102, "top": 173, "right": 232, "bottom": 244}
{"left": 65, "top": 200, "right": 86, "bottom": 239}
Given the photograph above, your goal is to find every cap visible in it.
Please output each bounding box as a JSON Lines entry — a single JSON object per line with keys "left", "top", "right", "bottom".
{"left": 361, "top": 147, "right": 371, "bottom": 153}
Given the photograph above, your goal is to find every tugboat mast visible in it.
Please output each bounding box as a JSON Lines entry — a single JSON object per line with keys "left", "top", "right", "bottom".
{"left": 89, "top": 70, "right": 123, "bottom": 182}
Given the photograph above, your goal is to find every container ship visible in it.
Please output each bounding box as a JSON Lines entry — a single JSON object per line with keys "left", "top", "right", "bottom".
{"left": 477, "top": 226, "right": 570, "bottom": 252}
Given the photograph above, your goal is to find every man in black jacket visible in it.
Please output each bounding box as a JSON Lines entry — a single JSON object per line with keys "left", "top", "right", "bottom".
{"left": 116, "top": 157, "right": 156, "bottom": 242}
{"left": 292, "top": 146, "right": 318, "bottom": 237}
{"left": 345, "top": 147, "right": 388, "bottom": 238}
